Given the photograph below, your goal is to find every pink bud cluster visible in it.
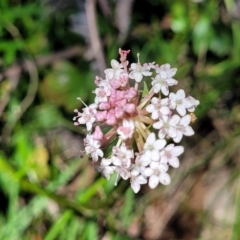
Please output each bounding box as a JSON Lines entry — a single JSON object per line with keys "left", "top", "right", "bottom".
{"left": 73, "top": 49, "right": 199, "bottom": 193}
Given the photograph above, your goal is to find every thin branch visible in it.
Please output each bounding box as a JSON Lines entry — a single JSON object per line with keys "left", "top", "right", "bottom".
{"left": 86, "top": 0, "right": 106, "bottom": 75}
{"left": 0, "top": 46, "right": 83, "bottom": 82}
{"left": 1, "top": 59, "right": 39, "bottom": 141}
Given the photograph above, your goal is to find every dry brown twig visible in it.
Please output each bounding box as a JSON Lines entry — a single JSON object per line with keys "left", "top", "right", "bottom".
{"left": 85, "top": 0, "right": 106, "bottom": 75}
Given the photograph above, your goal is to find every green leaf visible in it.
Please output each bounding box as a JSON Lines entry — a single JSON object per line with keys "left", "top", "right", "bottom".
{"left": 44, "top": 210, "right": 73, "bottom": 240}
{"left": 84, "top": 221, "right": 98, "bottom": 240}
{"left": 193, "top": 16, "right": 213, "bottom": 56}
{"left": 40, "top": 61, "right": 94, "bottom": 112}
{"left": 142, "top": 81, "right": 149, "bottom": 97}
{"left": 119, "top": 188, "right": 134, "bottom": 227}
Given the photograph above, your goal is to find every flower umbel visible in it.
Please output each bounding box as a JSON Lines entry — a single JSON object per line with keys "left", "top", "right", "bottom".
{"left": 74, "top": 49, "right": 200, "bottom": 193}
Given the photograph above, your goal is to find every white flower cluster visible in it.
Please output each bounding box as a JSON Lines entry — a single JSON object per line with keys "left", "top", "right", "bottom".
{"left": 73, "top": 50, "right": 199, "bottom": 193}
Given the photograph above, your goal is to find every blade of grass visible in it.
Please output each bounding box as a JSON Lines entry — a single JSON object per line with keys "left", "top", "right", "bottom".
{"left": 44, "top": 210, "right": 73, "bottom": 240}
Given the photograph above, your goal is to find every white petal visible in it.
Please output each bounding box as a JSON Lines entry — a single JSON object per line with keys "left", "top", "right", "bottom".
{"left": 165, "top": 144, "right": 174, "bottom": 151}
{"left": 152, "top": 111, "right": 159, "bottom": 120}
{"left": 151, "top": 97, "right": 159, "bottom": 104}
{"left": 177, "top": 89, "right": 185, "bottom": 99}
{"left": 142, "top": 70, "right": 152, "bottom": 76}
{"left": 134, "top": 72, "right": 143, "bottom": 82}
{"left": 120, "top": 169, "right": 129, "bottom": 180}
{"left": 166, "top": 78, "right": 178, "bottom": 86}
{"left": 161, "top": 85, "right": 169, "bottom": 96}
{"left": 176, "top": 105, "right": 186, "bottom": 116}
{"left": 131, "top": 181, "right": 140, "bottom": 193}
{"left": 159, "top": 173, "right": 171, "bottom": 185}
{"left": 180, "top": 115, "right": 191, "bottom": 126}
{"left": 183, "top": 126, "right": 194, "bottom": 136}
{"left": 170, "top": 115, "right": 180, "bottom": 126}
{"left": 151, "top": 150, "right": 160, "bottom": 161}
{"left": 154, "top": 139, "right": 167, "bottom": 150}
{"left": 159, "top": 70, "right": 167, "bottom": 79}
{"left": 149, "top": 175, "right": 159, "bottom": 189}
{"left": 158, "top": 128, "right": 167, "bottom": 138}
{"left": 160, "top": 106, "right": 170, "bottom": 115}
{"left": 104, "top": 69, "right": 114, "bottom": 79}
{"left": 153, "top": 120, "right": 163, "bottom": 129}
{"left": 171, "top": 146, "right": 184, "bottom": 156}
{"left": 168, "top": 127, "right": 177, "bottom": 138}
{"left": 187, "top": 106, "right": 195, "bottom": 112}
{"left": 153, "top": 83, "right": 161, "bottom": 93}
{"left": 149, "top": 161, "right": 159, "bottom": 169}
{"left": 144, "top": 168, "right": 154, "bottom": 177}
{"left": 112, "top": 156, "right": 121, "bottom": 166}
{"left": 160, "top": 155, "right": 168, "bottom": 163}
{"left": 182, "top": 99, "right": 192, "bottom": 108}
{"left": 137, "top": 175, "right": 147, "bottom": 184}
{"left": 159, "top": 163, "right": 168, "bottom": 172}
{"left": 101, "top": 158, "right": 112, "bottom": 166}
{"left": 146, "top": 133, "right": 156, "bottom": 144}
{"left": 86, "top": 122, "right": 93, "bottom": 131}
{"left": 169, "top": 156, "right": 180, "bottom": 168}
{"left": 173, "top": 131, "right": 183, "bottom": 143}
{"left": 168, "top": 68, "right": 177, "bottom": 77}
{"left": 130, "top": 63, "right": 138, "bottom": 70}
{"left": 111, "top": 59, "right": 120, "bottom": 69}
{"left": 102, "top": 167, "right": 115, "bottom": 180}
{"left": 146, "top": 104, "right": 154, "bottom": 113}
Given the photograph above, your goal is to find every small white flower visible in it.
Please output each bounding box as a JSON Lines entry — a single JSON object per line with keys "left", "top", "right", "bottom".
{"left": 114, "top": 160, "right": 131, "bottom": 180}
{"left": 151, "top": 64, "right": 178, "bottom": 95}
{"left": 94, "top": 82, "right": 111, "bottom": 103}
{"left": 97, "top": 158, "right": 116, "bottom": 180}
{"left": 169, "top": 89, "right": 192, "bottom": 116}
{"left": 112, "top": 144, "right": 134, "bottom": 164}
{"left": 104, "top": 59, "right": 123, "bottom": 80}
{"left": 157, "top": 63, "right": 177, "bottom": 78}
{"left": 161, "top": 144, "right": 184, "bottom": 168}
{"left": 143, "top": 133, "right": 166, "bottom": 161}
{"left": 78, "top": 104, "right": 97, "bottom": 131}
{"left": 185, "top": 96, "right": 200, "bottom": 112}
{"left": 173, "top": 115, "right": 194, "bottom": 143}
{"left": 129, "top": 63, "right": 152, "bottom": 82}
{"left": 130, "top": 171, "right": 147, "bottom": 193}
{"left": 85, "top": 134, "right": 103, "bottom": 162}
{"left": 153, "top": 115, "right": 180, "bottom": 139}
{"left": 143, "top": 62, "right": 158, "bottom": 70}
{"left": 144, "top": 162, "right": 171, "bottom": 188}
{"left": 131, "top": 154, "right": 150, "bottom": 175}
{"left": 146, "top": 97, "right": 170, "bottom": 120}
{"left": 117, "top": 119, "right": 135, "bottom": 140}
{"left": 111, "top": 144, "right": 133, "bottom": 180}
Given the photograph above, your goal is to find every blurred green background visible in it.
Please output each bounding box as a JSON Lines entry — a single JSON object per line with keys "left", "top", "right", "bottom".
{"left": 0, "top": 0, "right": 240, "bottom": 239}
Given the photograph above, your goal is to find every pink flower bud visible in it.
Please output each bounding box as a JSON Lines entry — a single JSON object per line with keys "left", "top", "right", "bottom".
{"left": 116, "top": 90, "right": 125, "bottom": 100}
{"left": 115, "top": 99, "right": 127, "bottom": 108}
{"left": 95, "top": 111, "right": 107, "bottom": 121}
{"left": 124, "top": 103, "right": 136, "bottom": 113}
{"left": 115, "top": 107, "right": 124, "bottom": 119}
{"left": 110, "top": 78, "right": 121, "bottom": 89}
{"left": 119, "top": 72, "right": 129, "bottom": 87}
{"left": 93, "top": 126, "right": 103, "bottom": 140}
{"left": 99, "top": 102, "right": 111, "bottom": 110}
{"left": 125, "top": 87, "right": 137, "bottom": 99}
{"left": 105, "top": 111, "right": 117, "bottom": 125}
